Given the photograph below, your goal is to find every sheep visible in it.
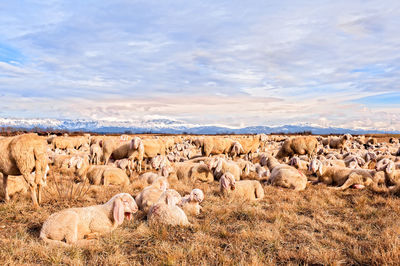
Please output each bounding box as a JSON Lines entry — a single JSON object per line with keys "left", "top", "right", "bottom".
{"left": 309, "top": 159, "right": 386, "bottom": 192}
{"left": 142, "top": 138, "right": 166, "bottom": 159}
{"left": 150, "top": 155, "right": 170, "bottom": 170}
{"left": 114, "top": 158, "right": 134, "bottom": 177}
{"left": 207, "top": 157, "right": 241, "bottom": 181}
{"left": 178, "top": 188, "right": 204, "bottom": 216}
{"left": 40, "top": 193, "right": 138, "bottom": 246}
{"left": 237, "top": 136, "right": 261, "bottom": 160}
{"left": 219, "top": 172, "right": 264, "bottom": 200}
{"left": 90, "top": 143, "right": 103, "bottom": 165}
{"left": 0, "top": 174, "right": 28, "bottom": 199}
{"left": 289, "top": 156, "right": 309, "bottom": 172}
{"left": 102, "top": 137, "right": 143, "bottom": 168}
{"left": 383, "top": 161, "right": 400, "bottom": 186}
{"left": 147, "top": 189, "right": 190, "bottom": 226}
{"left": 0, "top": 133, "right": 49, "bottom": 207}
{"left": 202, "top": 137, "right": 235, "bottom": 157}
{"left": 230, "top": 141, "right": 244, "bottom": 159}
{"left": 325, "top": 134, "right": 352, "bottom": 150}
{"left": 266, "top": 156, "right": 307, "bottom": 191}
{"left": 172, "top": 162, "right": 214, "bottom": 183}
{"left": 52, "top": 136, "right": 75, "bottom": 150}
{"left": 84, "top": 165, "right": 130, "bottom": 186}
{"left": 138, "top": 165, "right": 174, "bottom": 185}
{"left": 254, "top": 163, "right": 270, "bottom": 180}
{"left": 275, "top": 136, "right": 318, "bottom": 159}
{"left": 135, "top": 177, "right": 169, "bottom": 213}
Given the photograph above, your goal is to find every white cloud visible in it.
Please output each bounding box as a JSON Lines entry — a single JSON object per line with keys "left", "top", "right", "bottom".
{"left": 0, "top": 0, "right": 399, "bottom": 131}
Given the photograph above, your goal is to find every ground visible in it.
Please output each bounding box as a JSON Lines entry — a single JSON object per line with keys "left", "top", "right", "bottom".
{"left": 1, "top": 173, "right": 400, "bottom": 265}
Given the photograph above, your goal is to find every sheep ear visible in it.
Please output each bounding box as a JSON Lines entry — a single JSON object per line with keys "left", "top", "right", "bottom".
{"left": 99, "top": 140, "right": 103, "bottom": 147}
{"left": 220, "top": 175, "right": 229, "bottom": 189}
{"left": 162, "top": 166, "right": 169, "bottom": 177}
{"left": 113, "top": 198, "right": 124, "bottom": 225}
{"left": 130, "top": 139, "right": 134, "bottom": 150}
{"left": 349, "top": 160, "right": 357, "bottom": 169}
{"left": 245, "top": 164, "right": 250, "bottom": 175}
{"left": 189, "top": 191, "right": 195, "bottom": 201}
{"left": 216, "top": 159, "right": 223, "bottom": 172}
{"left": 318, "top": 163, "right": 323, "bottom": 176}
{"left": 386, "top": 163, "right": 394, "bottom": 174}
{"left": 166, "top": 194, "right": 177, "bottom": 206}
{"left": 77, "top": 159, "right": 83, "bottom": 169}
{"left": 160, "top": 180, "right": 168, "bottom": 191}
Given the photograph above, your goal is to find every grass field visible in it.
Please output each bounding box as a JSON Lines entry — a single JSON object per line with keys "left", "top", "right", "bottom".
{"left": 1, "top": 171, "right": 400, "bottom": 265}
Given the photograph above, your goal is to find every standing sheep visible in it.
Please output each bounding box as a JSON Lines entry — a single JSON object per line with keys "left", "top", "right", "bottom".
{"left": 202, "top": 137, "right": 235, "bottom": 157}
{"left": 90, "top": 143, "right": 103, "bottom": 165}
{"left": 102, "top": 137, "right": 143, "bottom": 171}
{"left": 276, "top": 136, "right": 318, "bottom": 159}
{"left": 0, "top": 134, "right": 49, "bottom": 207}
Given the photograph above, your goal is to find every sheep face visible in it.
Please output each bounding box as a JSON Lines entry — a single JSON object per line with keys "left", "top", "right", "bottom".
{"left": 160, "top": 189, "right": 182, "bottom": 206}
{"left": 112, "top": 193, "right": 138, "bottom": 225}
{"left": 309, "top": 159, "right": 323, "bottom": 175}
{"left": 130, "top": 137, "right": 142, "bottom": 150}
{"left": 220, "top": 173, "right": 236, "bottom": 191}
{"left": 386, "top": 161, "right": 395, "bottom": 174}
{"left": 289, "top": 157, "right": 300, "bottom": 167}
{"left": 190, "top": 188, "right": 204, "bottom": 203}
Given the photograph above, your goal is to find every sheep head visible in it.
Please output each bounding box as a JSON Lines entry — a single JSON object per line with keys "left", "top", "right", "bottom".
{"left": 111, "top": 193, "right": 138, "bottom": 225}
{"left": 130, "top": 137, "right": 142, "bottom": 150}
{"left": 220, "top": 173, "right": 236, "bottom": 191}
{"left": 190, "top": 188, "right": 204, "bottom": 203}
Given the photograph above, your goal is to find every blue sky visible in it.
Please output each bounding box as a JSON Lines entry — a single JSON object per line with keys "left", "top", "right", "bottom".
{"left": 0, "top": 0, "right": 399, "bottom": 130}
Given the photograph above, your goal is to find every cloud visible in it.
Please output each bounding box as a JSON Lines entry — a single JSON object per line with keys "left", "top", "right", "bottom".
{"left": 0, "top": 0, "right": 399, "bottom": 131}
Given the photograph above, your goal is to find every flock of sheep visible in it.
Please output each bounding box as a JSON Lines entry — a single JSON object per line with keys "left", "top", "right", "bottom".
{"left": 1, "top": 132, "right": 400, "bottom": 246}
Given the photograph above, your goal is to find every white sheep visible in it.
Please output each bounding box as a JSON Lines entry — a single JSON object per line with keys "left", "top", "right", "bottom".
{"left": 266, "top": 156, "right": 307, "bottom": 191}
{"left": 179, "top": 188, "right": 204, "bottom": 216}
{"left": 147, "top": 189, "right": 190, "bottom": 226}
{"left": 40, "top": 193, "right": 138, "bottom": 246}
{"left": 0, "top": 133, "right": 49, "bottom": 207}
{"left": 219, "top": 172, "right": 264, "bottom": 200}
{"left": 135, "top": 177, "right": 169, "bottom": 213}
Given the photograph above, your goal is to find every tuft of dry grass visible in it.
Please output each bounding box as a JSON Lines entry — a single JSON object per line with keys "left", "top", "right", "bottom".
{"left": 1, "top": 176, "right": 400, "bottom": 265}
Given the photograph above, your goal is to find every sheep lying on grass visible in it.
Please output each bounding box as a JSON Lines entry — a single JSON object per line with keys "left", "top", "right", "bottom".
{"left": 135, "top": 177, "right": 169, "bottom": 213}
{"left": 309, "top": 159, "right": 386, "bottom": 192}
{"left": 219, "top": 172, "right": 264, "bottom": 200}
{"left": 40, "top": 193, "right": 138, "bottom": 246}
{"left": 266, "top": 156, "right": 307, "bottom": 191}
{"left": 179, "top": 188, "right": 204, "bottom": 216}
{"left": 147, "top": 189, "right": 190, "bottom": 226}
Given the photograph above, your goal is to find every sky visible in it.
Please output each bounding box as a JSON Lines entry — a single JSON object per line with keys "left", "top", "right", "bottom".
{"left": 0, "top": 0, "right": 400, "bottom": 130}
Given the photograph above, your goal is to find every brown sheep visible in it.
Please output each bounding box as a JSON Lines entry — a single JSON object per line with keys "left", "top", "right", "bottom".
{"left": 202, "top": 137, "right": 235, "bottom": 157}
{"left": 102, "top": 137, "right": 143, "bottom": 170}
{"left": 276, "top": 136, "right": 318, "bottom": 159}
{"left": 0, "top": 133, "right": 49, "bottom": 207}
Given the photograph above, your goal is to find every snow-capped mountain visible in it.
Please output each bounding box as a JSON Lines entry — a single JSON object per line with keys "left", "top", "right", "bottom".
{"left": 0, "top": 117, "right": 398, "bottom": 134}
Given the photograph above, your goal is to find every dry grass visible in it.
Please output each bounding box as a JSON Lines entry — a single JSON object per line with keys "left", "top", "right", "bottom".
{"left": 1, "top": 174, "right": 400, "bottom": 265}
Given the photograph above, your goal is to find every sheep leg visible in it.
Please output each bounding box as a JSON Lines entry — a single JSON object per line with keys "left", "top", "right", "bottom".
{"left": 37, "top": 184, "right": 42, "bottom": 204}
{"left": 28, "top": 183, "right": 39, "bottom": 207}
{"left": 3, "top": 174, "right": 9, "bottom": 202}
{"left": 85, "top": 232, "right": 100, "bottom": 240}
{"left": 337, "top": 173, "right": 362, "bottom": 190}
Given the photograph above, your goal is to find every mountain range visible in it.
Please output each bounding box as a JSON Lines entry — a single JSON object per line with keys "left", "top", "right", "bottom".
{"left": 0, "top": 117, "right": 398, "bottom": 135}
